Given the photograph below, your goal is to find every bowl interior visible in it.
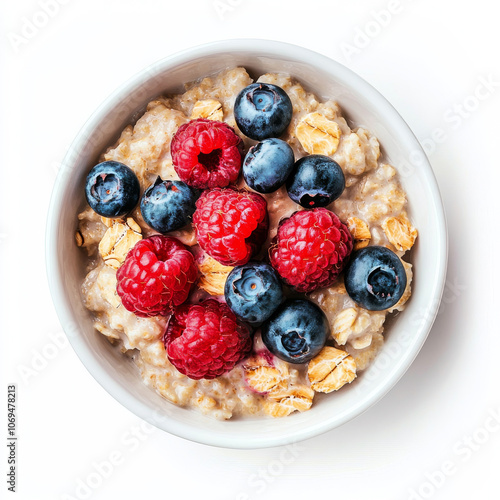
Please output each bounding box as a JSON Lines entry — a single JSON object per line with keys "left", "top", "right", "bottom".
{"left": 47, "top": 40, "right": 446, "bottom": 448}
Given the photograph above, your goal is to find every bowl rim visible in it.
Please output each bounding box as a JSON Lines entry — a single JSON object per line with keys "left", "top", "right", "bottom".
{"left": 45, "top": 38, "right": 448, "bottom": 449}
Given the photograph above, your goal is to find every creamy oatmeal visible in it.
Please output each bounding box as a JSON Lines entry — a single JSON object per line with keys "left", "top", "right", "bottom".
{"left": 77, "top": 67, "right": 417, "bottom": 420}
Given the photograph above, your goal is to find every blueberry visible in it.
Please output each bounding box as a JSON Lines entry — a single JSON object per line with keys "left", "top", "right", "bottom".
{"left": 85, "top": 161, "right": 140, "bottom": 217}
{"left": 345, "top": 246, "right": 407, "bottom": 311}
{"left": 234, "top": 83, "right": 293, "bottom": 141}
{"left": 225, "top": 262, "right": 283, "bottom": 325}
{"left": 286, "top": 155, "right": 345, "bottom": 208}
{"left": 140, "top": 177, "right": 198, "bottom": 233}
{"left": 243, "top": 138, "right": 295, "bottom": 193}
{"left": 261, "top": 299, "right": 329, "bottom": 364}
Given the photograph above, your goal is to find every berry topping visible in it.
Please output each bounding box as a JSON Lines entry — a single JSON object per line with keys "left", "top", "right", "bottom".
{"left": 261, "top": 299, "right": 329, "bottom": 364}
{"left": 193, "top": 187, "right": 269, "bottom": 266}
{"left": 243, "top": 138, "right": 295, "bottom": 193}
{"left": 224, "top": 262, "right": 283, "bottom": 325}
{"left": 140, "top": 177, "right": 198, "bottom": 234}
{"left": 286, "top": 155, "right": 345, "bottom": 208}
{"left": 171, "top": 118, "right": 244, "bottom": 189}
{"left": 85, "top": 161, "right": 140, "bottom": 217}
{"left": 344, "top": 246, "right": 407, "bottom": 311}
{"left": 234, "top": 83, "right": 293, "bottom": 141}
{"left": 269, "top": 208, "right": 353, "bottom": 293}
{"left": 163, "top": 299, "right": 252, "bottom": 380}
{"left": 116, "top": 235, "right": 197, "bottom": 317}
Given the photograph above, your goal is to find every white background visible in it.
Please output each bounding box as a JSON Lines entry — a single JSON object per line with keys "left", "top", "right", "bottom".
{"left": 1, "top": 1, "right": 499, "bottom": 499}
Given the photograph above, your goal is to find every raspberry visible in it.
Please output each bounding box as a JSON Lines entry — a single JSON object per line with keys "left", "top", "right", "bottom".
{"left": 164, "top": 299, "right": 252, "bottom": 380}
{"left": 193, "top": 187, "right": 269, "bottom": 266}
{"left": 171, "top": 118, "right": 244, "bottom": 189}
{"left": 116, "top": 235, "right": 197, "bottom": 317}
{"left": 269, "top": 208, "right": 353, "bottom": 293}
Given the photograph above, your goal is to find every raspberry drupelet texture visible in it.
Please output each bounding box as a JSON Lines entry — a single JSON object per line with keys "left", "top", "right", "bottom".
{"left": 171, "top": 118, "right": 244, "bottom": 189}
{"left": 163, "top": 299, "right": 252, "bottom": 380}
{"left": 269, "top": 208, "right": 353, "bottom": 293}
{"left": 116, "top": 235, "right": 198, "bottom": 317}
{"left": 193, "top": 187, "right": 269, "bottom": 266}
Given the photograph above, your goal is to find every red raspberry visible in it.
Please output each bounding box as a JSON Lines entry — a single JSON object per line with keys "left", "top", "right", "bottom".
{"left": 116, "top": 235, "right": 197, "bottom": 317}
{"left": 171, "top": 118, "right": 244, "bottom": 189}
{"left": 164, "top": 299, "right": 252, "bottom": 380}
{"left": 269, "top": 208, "right": 353, "bottom": 293}
{"left": 193, "top": 187, "right": 268, "bottom": 266}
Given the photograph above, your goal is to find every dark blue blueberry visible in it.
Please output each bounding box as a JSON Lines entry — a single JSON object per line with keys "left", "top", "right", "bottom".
{"left": 224, "top": 262, "right": 283, "bottom": 325}
{"left": 261, "top": 299, "right": 329, "bottom": 364}
{"left": 85, "top": 161, "right": 140, "bottom": 217}
{"left": 286, "top": 155, "right": 345, "bottom": 208}
{"left": 345, "top": 246, "right": 407, "bottom": 311}
{"left": 140, "top": 177, "right": 198, "bottom": 233}
{"left": 234, "top": 83, "right": 293, "bottom": 141}
{"left": 243, "top": 138, "right": 295, "bottom": 193}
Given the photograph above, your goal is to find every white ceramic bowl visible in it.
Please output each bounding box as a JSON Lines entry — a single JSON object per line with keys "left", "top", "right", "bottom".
{"left": 46, "top": 39, "right": 447, "bottom": 449}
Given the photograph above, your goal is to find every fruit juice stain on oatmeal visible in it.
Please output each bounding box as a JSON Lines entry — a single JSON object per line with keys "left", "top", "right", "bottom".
{"left": 78, "top": 67, "right": 417, "bottom": 420}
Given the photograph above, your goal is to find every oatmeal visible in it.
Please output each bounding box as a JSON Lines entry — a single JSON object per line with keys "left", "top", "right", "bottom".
{"left": 77, "top": 67, "right": 417, "bottom": 420}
